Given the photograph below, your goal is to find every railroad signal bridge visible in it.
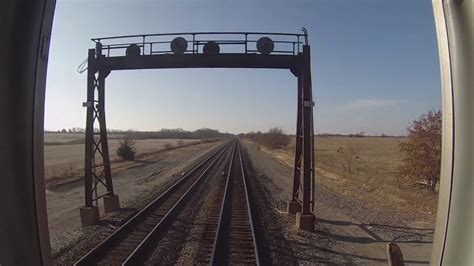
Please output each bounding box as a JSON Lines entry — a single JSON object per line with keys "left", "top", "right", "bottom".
{"left": 80, "top": 30, "right": 316, "bottom": 230}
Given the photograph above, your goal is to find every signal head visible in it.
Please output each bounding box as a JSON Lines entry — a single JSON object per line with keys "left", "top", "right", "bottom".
{"left": 203, "top": 41, "right": 220, "bottom": 55}
{"left": 126, "top": 44, "right": 141, "bottom": 56}
{"left": 170, "top": 37, "right": 188, "bottom": 54}
{"left": 257, "top": 37, "right": 274, "bottom": 55}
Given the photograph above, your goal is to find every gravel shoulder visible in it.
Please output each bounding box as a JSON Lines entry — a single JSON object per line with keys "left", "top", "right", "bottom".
{"left": 47, "top": 141, "right": 222, "bottom": 264}
{"left": 242, "top": 141, "right": 434, "bottom": 265}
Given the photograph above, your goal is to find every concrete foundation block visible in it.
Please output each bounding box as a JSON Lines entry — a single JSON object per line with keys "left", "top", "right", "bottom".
{"left": 287, "top": 200, "right": 302, "bottom": 214}
{"left": 296, "top": 212, "right": 315, "bottom": 231}
{"left": 80, "top": 206, "right": 99, "bottom": 227}
{"left": 103, "top": 194, "right": 120, "bottom": 213}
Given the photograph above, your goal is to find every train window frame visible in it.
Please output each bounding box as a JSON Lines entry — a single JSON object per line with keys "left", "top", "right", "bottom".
{"left": 0, "top": 0, "right": 472, "bottom": 264}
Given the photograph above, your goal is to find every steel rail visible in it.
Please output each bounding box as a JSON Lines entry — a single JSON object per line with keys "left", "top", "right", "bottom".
{"left": 74, "top": 141, "right": 231, "bottom": 265}
{"left": 210, "top": 141, "right": 260, "bottom": 265}
{"left": 101, "top": 40, "right": 301, "bottom": 50}
{"left": 210, "top": 143, "right": 236, "bottom": 264}
{"left": 122, "top": 140, "right": 235, "bottom": 264}
{"left": 92, "top": 31, "right": 306, "bottom": 42}
{"left": 102, "top": 40, "right": 302, "bottom": 48}
{"left": 238, "top": 142, "right": 260, "bottom": 265}
{"left": 124, "top": 140, "right": 237, "bottom": 265}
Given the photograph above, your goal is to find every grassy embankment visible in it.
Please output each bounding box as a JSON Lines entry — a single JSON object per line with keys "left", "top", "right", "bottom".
{"left": 251, "top": 136, "right": 438, "bottom": 220}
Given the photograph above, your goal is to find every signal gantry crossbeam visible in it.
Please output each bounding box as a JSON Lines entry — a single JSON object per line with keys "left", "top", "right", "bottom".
{"left": 80, "top": 30, "right": 316, "bottom": 231}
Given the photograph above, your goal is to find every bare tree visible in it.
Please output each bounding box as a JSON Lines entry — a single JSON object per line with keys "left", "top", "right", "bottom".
{"left": 337, "top": 144, "right": 361, "bottom": 174}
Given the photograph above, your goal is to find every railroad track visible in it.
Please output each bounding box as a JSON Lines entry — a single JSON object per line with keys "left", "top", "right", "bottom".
{"left": 74, "top": 141, "right": 233, "bottom": 265}
{"left": 210, "top": 141, "right": 260, "bottom": 265}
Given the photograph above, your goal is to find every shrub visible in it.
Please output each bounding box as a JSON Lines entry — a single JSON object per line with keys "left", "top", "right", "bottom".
{"left": 399, "top": 110, "right": 441, "bottom": 193}
{"left": 116, "top": 138, "right": 136, "bottom": 161}
{"left": 245, "top": 127, "right": 290, "bottom": 150}
{"left": 163, "top": 143, "right": 174, "bottom": 150}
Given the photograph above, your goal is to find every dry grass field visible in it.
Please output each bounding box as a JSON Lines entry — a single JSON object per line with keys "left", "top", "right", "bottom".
{"left": 256, "top": 136, "right": 438, "bottom": 220}
{"left": 44, "top": 132, "right": 201, "bottom": 181}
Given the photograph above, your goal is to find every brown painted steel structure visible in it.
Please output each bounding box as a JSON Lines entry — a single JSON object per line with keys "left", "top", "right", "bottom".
{"left": 83, "top": 31, "right": 315, "bottom": 223}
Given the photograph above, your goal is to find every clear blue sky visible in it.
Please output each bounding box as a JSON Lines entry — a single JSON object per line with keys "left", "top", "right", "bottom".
{"left": 45, "top": 0, "right": 441, "bottom": 135}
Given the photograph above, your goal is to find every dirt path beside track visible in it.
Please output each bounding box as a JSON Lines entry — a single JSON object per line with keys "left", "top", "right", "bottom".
{"left": 242, "top": 142, "right": 434, "bottom": 265}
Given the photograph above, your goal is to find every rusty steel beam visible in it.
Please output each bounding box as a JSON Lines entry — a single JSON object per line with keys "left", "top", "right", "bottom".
{"left": 292, "top": 70, "right": 303, "bottom": 201}
{"left": 84, "top": 49, "right": 96, "bottom": 207}
{"left": 301, "top": 45, "right": 314, "bottom": 215}
{"left": 288, "top": 46, "right": 315, "bottom": 225}
{"left": 97, "top": 53, "right": 300, "bottom": 71}
{"left": 84, "top": 47, "right": 115, "bottom": 210}
{"left": 97, "top": 69, "right": 113, "bottom": 194}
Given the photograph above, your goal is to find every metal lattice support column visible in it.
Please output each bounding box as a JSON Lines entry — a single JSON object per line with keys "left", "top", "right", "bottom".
{"left": 289, "top": 45, "right": 315, "bottom": 231}
{"left": 80, "top": 46, "right": 119, "bottom": 226}
{"left": 288, "top": 72, "right": 303, "bottom": 214}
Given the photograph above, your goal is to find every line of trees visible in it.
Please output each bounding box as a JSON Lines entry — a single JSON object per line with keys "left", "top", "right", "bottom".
{"left": 45, "top": 127, "right": 233, "bottom": 139}
{"left": 45, "top": 128, "right": 130, "bottom": 133}
{"left": 244, "top": 127, "right": 291, "bottom": 149}
{"left": 45, "top": 127, "right": 85, "bottom": 133}
{"left": 316, "top": 132, "right": 405, "bottom": 138}
{"left": 47, "top": 128, "right": 404, "bottom": 138}
{"left": 125, "top": 128, "right": 233, "bottom": 139}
